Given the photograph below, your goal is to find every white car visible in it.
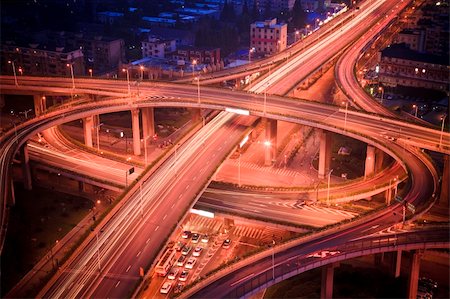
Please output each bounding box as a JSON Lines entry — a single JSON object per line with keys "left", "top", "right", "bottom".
{"left": 185, "top": 257, "right": 197, "bottom": 269}
{"left": 307, "top": 250, "right": 340, "bottom": 258}
{"left": 193, "top": 246, "right": 203, "bottom": 257}
{"left": 167, "top": 267, "right": 179, "bottom": 280}
{"left": 179, "top": 270, "right": 189, "bottom": 282}
{"left": 160, "top": 281, "right": 172, "bottom": 294}
{"left": 201, "top": 234, "right": 209, "bottom": 243}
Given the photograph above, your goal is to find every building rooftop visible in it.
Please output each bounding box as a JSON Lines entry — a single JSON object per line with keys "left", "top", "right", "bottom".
{"left": 97, "top": 11, "right": 124, "bottom": 17}
{"left": 142, "top": 17, "right": 177, "bottom": 25}
{"left": 381, "top": 43, "right": 449, "bottom": 66}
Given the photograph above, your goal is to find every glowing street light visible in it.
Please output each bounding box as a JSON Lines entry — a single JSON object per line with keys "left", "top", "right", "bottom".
{"left": 7, "top": 60, "right": 18, "bottom": 86}
{"left": 66, "top": 63, "right": 75, "bottom": 89}
{"left": 412, "top": 104, "right": 418, "bottom": 118}
{"left": 192, "top": 59, "right": 197, "bottom": 78}
{"left": 140, "top": 65, "right": 144, "bottom": 80}
{"left": 295, "top": 30, "right": 300, "bottom": 42}
{"left": 88, "top": 68, "right": 93, "bottom": 77}
{"left": 248, "top": 47, "right": 255, "bottom": 62}
{"left": 378, "top": 86, "right": 384, "bottom": 104}
{"left": 122, "top": 68, "right": 131, "bottom": 95}
{"left": 327, "top": 169, "right": 334, "bottom": 206}
{"left": 439, "top": 114, "right": 447, "bottom": 148}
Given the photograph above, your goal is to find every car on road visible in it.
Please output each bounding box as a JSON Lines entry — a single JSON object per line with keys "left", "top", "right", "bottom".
{"left": 185, "top": 257, "right": 197, "bottom": 269}
{"left": 167, "top": 267, "right": 179, "bottom": 280}
{"left": 193, "top": 246, "right": 203, "bottom": 257}
{"left": 222, "top": 239, "right": 232, "bottom": 249}
{"left": 177, "top": 255, "right": 186, "bottom": 266}
{"left": 179, "top": 270, "right": 189, "bottom": 282}
{"left": 181, "top": 231, "right": 191, "bottom": 239}
{"left": 191, "top": 233, "right": 200, "bottom": 243}
{"left": 160, "top": 282, "right": 172, "bottom": 294}
{"left": 181, "top": 245, "right": 192, "bottom": 256}
{"left": 201, "top": 234, "right": 209, "bottom": 243}
{"left": 307, "top": 250, "right": 340, "bottom": 258}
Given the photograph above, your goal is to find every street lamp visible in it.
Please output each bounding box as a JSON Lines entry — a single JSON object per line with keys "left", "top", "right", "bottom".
{"left": 122, "top": 68, "right": 131, "bottom": 95}
{"left": 315, "top": 18, "right": 320, "bottom": 29}
{"left": 192, "top": 59, "right": 197, "bottom": 78}
{"left": 248, "top": 47, "right": 255, "bottom": 62}
{"left": 140, "top": 65, "right": 144, "bottom": 80}
{"left": 342, "top": 101, "right": 348, "bottom": 131}
{"left": 88, "top": 68, "right": 93, "bottom": 77}
{"left": 378, "top": 86, "right": 384, "bottom": 104}
{"left": 295, "top": 30, "right": 300, "bottom": 42}
{"left": 412, "top": 104, "right": 418, "bottom": 118}
{"left": 277, "top": 40, "right": 281, "bottom": 52}
{"left": 19, "top": 109, "right": 32, "bottom": 119}
{"left": 66, "top": 63, "right": 75, "bottom": 89}
{"left": 95, "top": 122, "right": 104, "bottom": 152}
{"left": 326, "top": 169, "right": 334, "bottom": 206}
{"left": 272, "top": 239, "right": 276, "bottom": 280}
{"left": 439, "top": 114, "right": 447, "bottom": 148}
{"left": 195, "top": 76, "right": 201, "bottom": 105}
{"left": 7, "top": 60, "right": 18, "bottom": 86}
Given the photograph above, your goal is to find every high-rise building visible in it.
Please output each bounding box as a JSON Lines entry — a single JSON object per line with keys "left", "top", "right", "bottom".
{"left": 250, "top": 18, "right": 287, "bottom": 55}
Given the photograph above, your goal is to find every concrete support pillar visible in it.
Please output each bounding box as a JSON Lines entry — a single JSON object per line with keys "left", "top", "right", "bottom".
{"left": 141, "top": 107, "right": 155, "bottom": 141}
{"left": 78, "top": 181, "right": 86, "bottom": 192}
{"left": 131, "top": 109, "right": 141, "bottom": 156}
{"left": 191, "top": 108, "right": 201, "bottom": 123}
{"left": 83, "top": 116, "right": 94, "bottom": 147}
{"left": 385, "top": 187, "right": 392, "bottom": 205}
{"left": 33, "top": 95, "right": 46, "bottom": 116}
{"left": 407, "top": 251, "right": 422, "bottom": 299}
{"left": 20, "top": 144, "right": 32, "bottom": 190}
{"left": 264, "top": 119, "right": 277, "bottom": 166}
{"left": 395, "top": 250, "right": 402, "bottom": 278}
{"left": 375, "top": 148, "right": 384, "bottom": 173}
{"left": 321, "top": 263, "right": 338, "bottom": 299}
{"left": 318, "top": 130, "right": 332, "bottom": 179}
{"left": 439, "top": 155, "right": 449, "bottom": 205}
{"left": 364, "top": 145, "right": 376, "bottom": 179}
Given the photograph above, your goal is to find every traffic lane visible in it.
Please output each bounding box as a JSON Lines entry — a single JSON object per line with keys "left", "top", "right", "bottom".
{"left": 89, "top": 116, "right": 250, "bottom": 298}
{"left": 197, "top": 196, "right": 352, "bottom": 227}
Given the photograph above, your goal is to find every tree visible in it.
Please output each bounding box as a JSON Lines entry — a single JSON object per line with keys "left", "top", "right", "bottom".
{"left": 291, "top": 0, "right": 307, "bottom": 29}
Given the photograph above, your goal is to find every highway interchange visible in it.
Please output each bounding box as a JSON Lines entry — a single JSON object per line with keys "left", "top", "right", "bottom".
{"left": 0, "top": 0, "right": 448, "bottom": 297}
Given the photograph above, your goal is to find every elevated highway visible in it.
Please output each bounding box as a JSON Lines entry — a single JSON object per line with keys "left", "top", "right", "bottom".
{"left": 186, "top": 226, "right": 449, "bottom": 298}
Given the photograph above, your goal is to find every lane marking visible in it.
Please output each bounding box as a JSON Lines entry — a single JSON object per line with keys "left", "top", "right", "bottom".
{"left": 126, "top": 265, "right": 131, "bottom": 273}
{"left": 115, "top": 281, "right": 121, "bottom": 288}
{"left": 155, "top": 226, "right": 159, "bottom": 231}
{"left": 146, "top": 238, "right": 151, "bottom": 244}
{"left": 163, "top": 214, "right": 167, "bottom": 220}
{"left": 136, "top": 251, "right": 142, "bottom": 257}
{"left": 230, "top": 273, "right": 255, "bottom": 287}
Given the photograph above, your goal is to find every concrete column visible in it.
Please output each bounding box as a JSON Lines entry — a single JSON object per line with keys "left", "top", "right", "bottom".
{"left": 264, "top": 119, "right": 277, "bottom": 166}
{"left": 321, "top": 263, "right": 338, "bottom": 299}
{"left": 78, "top": 181, "right": 86, "bottom": 192}
{"left": 83, "top": 116, "right": 94, "bottom": 147}
{"left": 407, "top": 251, "right": 422, "bottom": 299}
{"left": 191, "top": 108, "right": 201, "bottom": 123}
{"left": 33, "top": 95, "right": 46, "bottom": 116}
{"left": 440, "top": 155, "right": 449, "bottom": 205}
{"left": 131, "top": 109, "right": 141, "bottom": 156}
{"left": 395, "top": 250, "right": 402, "bottom": 278}
{"left": 318, "top": 130, "right": 332, "bottom": 179}
{"left": 375, "top": 148, "right": 384, "bottom": 173}
{"left": 141, "top": 107, "right": 155, "bottom": 141}
{"left": 20, "top": 144, "right": 32, "bottom": 190}
{"left": 385, "top": 187, "right": 392, "bottom": 205}
{"left": 364, "top": 145, "right": 376, "bottom": 179}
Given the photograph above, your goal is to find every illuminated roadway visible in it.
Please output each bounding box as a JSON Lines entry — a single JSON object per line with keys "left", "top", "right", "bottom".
{"left": 0, "top": 1, "right": 448, "bottom": 296}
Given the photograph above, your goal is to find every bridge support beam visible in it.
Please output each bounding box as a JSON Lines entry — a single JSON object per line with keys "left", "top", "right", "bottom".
{"left": 131, "top": 109, "right": 141, "bottom": 156}
{"left": 318, "top": 130, "right": 332, "bottom": 179}
{"left": 440, "top": 155, "right": 449, "bottom": 205}
{"left": 407, "top": 250, "right": 422, "bottom": 299}
{"left": 83, "top": 116, "right": 94, "bottom": 147}
{"left": 321, "top": 262, "right": 338, "bottom": 299}
{"left": 33, "top": 95, "right": 47, "bottom": 116}
{"left": 375, "top": 148, "right": 384, "bottom": 173}
{"left": 20, "top": 144, "right": 32, "bottom": 190}
{"left": 141, "top": 107, "right": 155, "bottom": 141}
{"left": 364, "top": 145, "right": 376, "bottom": 179}
{"left": 191, "top": 108, "right": 202, "bottom": 123}
{"left": 395, "top": 250, "right": 402, "bottom": 278}
{"left": 264, "top": 119, "right": 277, "bottom": 166}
